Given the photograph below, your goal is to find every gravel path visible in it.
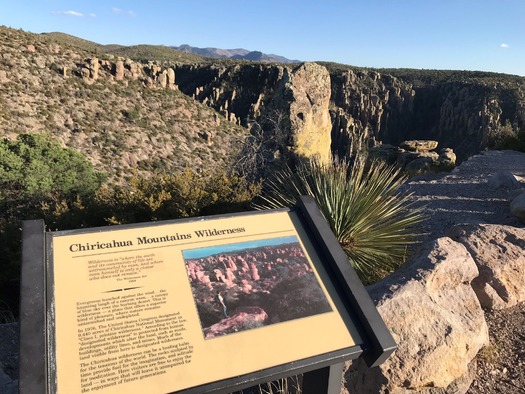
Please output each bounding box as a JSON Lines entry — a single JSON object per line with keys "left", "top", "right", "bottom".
{"left": 403, "top": 150, "right": 525, "bottom": 394}
{"left": 402, "top": 150, "right": 525, "bottom": 245}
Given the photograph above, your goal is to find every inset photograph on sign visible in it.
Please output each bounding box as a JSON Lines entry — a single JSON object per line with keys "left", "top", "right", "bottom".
{"left": 183, "top": 235, "right": 333, "bottom": 339}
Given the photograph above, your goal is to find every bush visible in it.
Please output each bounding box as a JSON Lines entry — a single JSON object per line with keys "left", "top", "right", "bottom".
{"left": 0, "top": 133, "right": 104, "bottom": 200}
{"left": 0, "top": 133, "right": 106, "bottom": 316}
{"left": 254, "top": 158, "right": 425, "bottom": 284}
{"left": 94, "top": 168, "right": 260, "bottom": 225}
{"left": 487, "top": 120, "right": 525, "bottom": 152}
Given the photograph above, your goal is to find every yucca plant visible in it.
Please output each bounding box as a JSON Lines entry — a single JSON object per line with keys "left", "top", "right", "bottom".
{"left": 254, "top": 157, "right": 425, "bottom": 284}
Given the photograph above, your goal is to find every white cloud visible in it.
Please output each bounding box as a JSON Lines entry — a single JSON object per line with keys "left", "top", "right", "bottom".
{"left": 53, "top": 10, "right": 97, "bottom": 18}
{"left": 500, "top": 43, "right": 509, "bottom": 48}
{"left": 63, "top": 10, "right": 83, "bottom": 17}
{"left": 112, "top": 7, "right": 136, "bottom": 16}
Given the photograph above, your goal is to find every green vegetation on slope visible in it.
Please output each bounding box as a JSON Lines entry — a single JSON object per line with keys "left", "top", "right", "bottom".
{"left": 0, "top": 25, "right": 249, "bottom": 182}
{"left": 0, "top": 133, "right": 104, "bottom": 199}
{"left": 106, "top": 44, "right": 206, "bottom": 63}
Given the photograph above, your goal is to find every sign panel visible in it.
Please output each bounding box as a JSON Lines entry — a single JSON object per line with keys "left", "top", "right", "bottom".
{"left": 49, "top": 210, "right": 363, "bottom": 394}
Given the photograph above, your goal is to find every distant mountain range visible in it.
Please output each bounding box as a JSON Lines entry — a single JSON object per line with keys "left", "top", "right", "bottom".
{"left": 172, "top": 44, "right": 300, "bottom": 63}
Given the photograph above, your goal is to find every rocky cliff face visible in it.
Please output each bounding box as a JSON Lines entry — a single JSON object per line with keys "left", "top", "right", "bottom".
{"left": 174, "top": 62, "right": 525, "bottom": 163}
{"left": 405, "top": 81, "right": 525, "bottom": 158}
{"left": 175, "top": 62, "right": 333, "bottom": 166}
{"left": 328, "top": 69, "right": 415, "bottom": 159}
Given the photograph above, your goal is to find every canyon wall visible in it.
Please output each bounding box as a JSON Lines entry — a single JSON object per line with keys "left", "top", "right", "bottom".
{"left": 173, "top": 63, "right": 525, "bottom": 162}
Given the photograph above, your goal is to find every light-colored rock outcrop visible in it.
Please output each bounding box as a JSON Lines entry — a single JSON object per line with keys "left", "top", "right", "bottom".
{"left": 345, "top": 237, "right": 488, "bottom": 393}
{"left": 0, "top": 70, "right": 8, "bottom": 83}
{"left": 448, "top": 223, "right": 525, "bottom": 310}
{"left": 369, "top": 141, "right": 457, "bottom": 176}
{"left": 400, "top": 139, "right": 439, "bottom": 152}
{"left": 81, "top": 57, "right": 99, "bottom": 83}
{"left": 114, "top": 60, "right": 125, "bottom": 80}
{"left": 286, "top": 62, "right": 332, "bottom": 163}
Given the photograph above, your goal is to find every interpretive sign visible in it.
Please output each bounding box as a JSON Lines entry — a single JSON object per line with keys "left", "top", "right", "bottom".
{"left": 19, "top": 196, "right": 396, "bottom": 394}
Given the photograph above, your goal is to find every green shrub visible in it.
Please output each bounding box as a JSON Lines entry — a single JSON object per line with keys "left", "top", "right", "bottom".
{"left": 94, "top": 168, "right": 260, "bottom": 225}
{"left": 487, "top": 120, "right": 525, "bottom": 152}
{"left": 0, "top": 133, "right": 105, "bottom": 316}
{"left": 0, "top": 133, "right": 104, "bottom": 200}
{"left": 254, "top": 158, "right": 425, "bottom": 284}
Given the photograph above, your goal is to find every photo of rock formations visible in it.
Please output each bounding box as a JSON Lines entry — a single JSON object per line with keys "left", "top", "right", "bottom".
{"left": 183, "top": 236, "right": 332, "bottom": 339}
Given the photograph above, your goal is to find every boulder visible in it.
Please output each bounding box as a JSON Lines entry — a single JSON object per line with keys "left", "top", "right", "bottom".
{"left": 203, "top": 306, "right": 268, "bottom": 338}
{"left": 487, "top": 171, "right": 521, "bottom": 190}
{"left": 370, "top": 143, "right": 456, "bottom": 175}
{"left": 369, "top": 144, "right": 402, "bottom": 165}
{"left": 437, "top": 148, "right": 457, "bottom": 170}
{"left": 405, "top": 157, "right": 435, "bottom": 176}
{"left": 82, "top": 57, "right": 99, "bottom": 83}
{"left": 287, "top": 62, "right": 332, "bottom": 164}
{"left": 400, "top": 140, "right": 439, "bottom": 152}
{"left": 157, "top": 70, "right": 167, "bottom": 88}
{"left": 166, "top": 68, "right": 176, "bottom": 89}
{"left": 344, "top": 237, "right": 488, "bottom": 393}
{"left": 510, "top": 192, "right": 525, "bottom": 222}
{"left": 448, "top": 224, "right": 525, "bottom": 309}
{"left": 398, "top": 150, "right": 439, "bottom": 167}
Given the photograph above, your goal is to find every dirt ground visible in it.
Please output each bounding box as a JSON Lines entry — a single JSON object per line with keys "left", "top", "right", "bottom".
{"left": 467, "top": 303, "right": 525, "bottom": 393}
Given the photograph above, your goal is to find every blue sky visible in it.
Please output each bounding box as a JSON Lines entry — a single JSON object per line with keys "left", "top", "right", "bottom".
{"left": 1, "top": 1, "right": 524, "bottom": 76}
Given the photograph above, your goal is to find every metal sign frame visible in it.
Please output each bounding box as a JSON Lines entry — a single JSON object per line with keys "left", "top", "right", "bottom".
{"left": 19, "top": 196, "right": 396, "bottom": 394}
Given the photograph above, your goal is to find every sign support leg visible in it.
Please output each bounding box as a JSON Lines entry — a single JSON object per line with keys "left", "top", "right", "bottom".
{"left": 19, "top": 220, "right": 46, "bottom": 394}
{"left": 301, "top": 363, "right": 344, "bottom": 394}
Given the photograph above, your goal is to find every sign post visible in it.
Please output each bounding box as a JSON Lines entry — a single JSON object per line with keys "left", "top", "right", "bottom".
{"left": 20, "top": 196, "right": 396, "bottom": 394}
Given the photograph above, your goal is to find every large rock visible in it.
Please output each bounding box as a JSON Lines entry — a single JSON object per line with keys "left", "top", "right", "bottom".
{"left": 203, "top": 306, "right": 268, "bottom": 338}
{"left": 510, "top": 192, "right": 525, "bottom": 222}
{"left": 287, "top": 62, "right": 332, "bottom": 164}
{"left": 487, "top": 171, "right": 521, "bottom": 190}
{"left": 437, "top": 148, "right": 457, "bottom": 170}
{"left": 404, "top": 157, "right": 435, "bottom": 177}
{"left": 80, "top": 57, "right": 100, "bottom": 84}
{"left": 114, "top": 60, "right": 125, "bottom": 80}
{"left": 370, "top": 143, "right": 456, "bottom": 176}
{"left": 400, "top": 140, "right": 439, "bottom": 152}
{"left": 368, "top": 144, "right": 402, "bottom": 165}
{"left": 0, "top": 70, "right": 8, "bottom": 83}
{"left": 344, "top": 237, "right": 488, "bottom": 393}
{"left": 448, "top": 224, "right": 525, "bottom": 309}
